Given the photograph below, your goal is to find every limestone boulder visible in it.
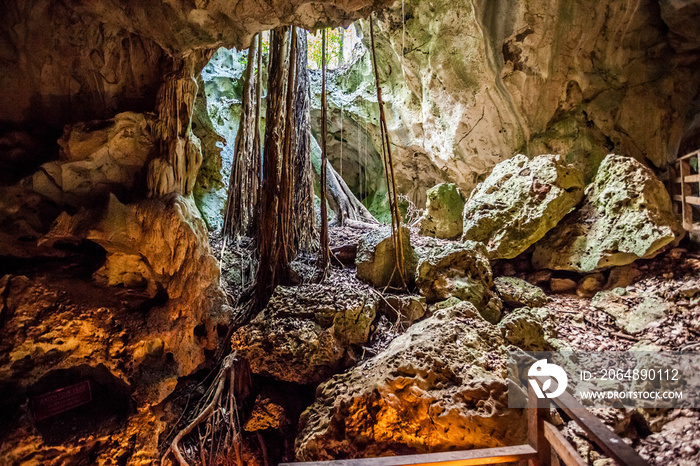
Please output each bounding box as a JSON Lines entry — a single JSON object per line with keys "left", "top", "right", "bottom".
{"left": 416, "top": 241, "right": 494, "bottom": 309}
{"left": 356, "top": 226, "right": 417, "bottom": 288}
{"left": 231, "top": 280, "right": 377, "bottom": 384}
{"left": 378, "top": 295, "right": 426, "bottom": 327}
{"left": 418, "top": 183, "right": 466, "bottom": 239}
{"left": 462, "top": 154, "right": 584, "bottom": 259}
{"left": 295, "top": 301, "right": 526, "bottom": 460}
{"left": 498, "top": 307, "right": 549, "bottom": 351}
{"left": 592, "top": 289, "right": 669, "bottom": 334}
{"left": 494, "top": 276, "right": 548, "bottom": 308}
{"left": 30, "top": 113, "right": 155, "bottom": 207}
{"left": 532, "top": 155, "right": 684, "bottom": 272}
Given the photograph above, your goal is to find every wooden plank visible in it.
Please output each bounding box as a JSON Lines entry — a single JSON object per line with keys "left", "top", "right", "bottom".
{"left": 527, "top": 375, "right": 648, "bottom": 466}
{"left": 684, "top": 174, "right": 700, "bottom": 183}
{"left": 543, "top": 421, "right": 585, "bottom": 466}
{"left": 279, "top": 445, "right": 538, "bottom": 466}
{"left": 678, "top": 149, "right": 700, "bottom": 160}
{"left": 528, "top": 382, "right": 551, "bottom": 466}
{"left": 673, "top": 195, "right": 700, "bottom": 206}
{"left": 549, "top": 391, "right": 649, "bottom": 465}
{"left": 680, "top": 160, "right": 694, "bottom": 230}
{"left": 686, "top": 196, "right": 700, "bottom": 206}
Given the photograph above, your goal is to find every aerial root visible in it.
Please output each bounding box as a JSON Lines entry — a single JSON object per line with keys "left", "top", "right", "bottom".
{"left": 162, "top": 353, "right": 250, "bottom": 466}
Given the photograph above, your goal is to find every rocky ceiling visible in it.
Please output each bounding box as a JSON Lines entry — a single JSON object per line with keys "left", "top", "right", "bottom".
{"left": 0, "top": 0, "right": 392, "bottom": 130}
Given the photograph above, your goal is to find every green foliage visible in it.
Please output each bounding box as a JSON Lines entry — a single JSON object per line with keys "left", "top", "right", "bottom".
{"left": 307, "top": 28, "right": 345, "bottom": 69}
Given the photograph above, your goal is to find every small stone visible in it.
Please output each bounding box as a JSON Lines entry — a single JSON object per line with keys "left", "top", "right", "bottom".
{"left": 576, "top": 273, "right": 606, "bottom": 298}
{"left": 494, "top": 276, "right": 548, "bottom": 308}
{"left": 497, "top": 307, "right": 548, "bottom": 351}
{"left": 379, "top": 295, "right": 426, "bottom": 326}
{"left": 501, "top": 263, "right": 517, "bottom": 277}
{"left": 550, "top": 278, "right": 577, "bottom": 293}
{"left": 605, "top": 264, "right": 640, "bottom": 290}
{"left": 416, "top": 241, "right": 494, "bottom": 308}
{"left": 244, "top": 394, "right": 286, "bottom": 432}
{"left": 481, "top": 297, "right": 503, "bottom": 324}
{"left": 527, "top": 270, "right": 552, "bottom": 285}
{"left": 667, "top": 248, "right": 687, "bottom": 260}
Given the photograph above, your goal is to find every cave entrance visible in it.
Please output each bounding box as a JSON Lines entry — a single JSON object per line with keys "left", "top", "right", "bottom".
{"left": 194, "top": 24, "right": 386, "bottom": 235}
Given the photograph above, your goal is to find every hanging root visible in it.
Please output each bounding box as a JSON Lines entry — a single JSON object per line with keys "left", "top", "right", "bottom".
{"left": 162, "top": 353, "right": 250, "bottom": 466}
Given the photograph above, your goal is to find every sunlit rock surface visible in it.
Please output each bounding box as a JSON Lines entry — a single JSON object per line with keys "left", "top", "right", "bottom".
{"left": 356, "top": 225, "right": 418, "bottom": 288}
{"left": 295, "top": 301, "right": 526, "bottom": 459}
{"left": 533, "top": 155, "right": 684, "bottom": 272}
{"left": 317, "top": 0, "right": 700, "bottom": 208}
{"left": 0, "top": 194, "right": 228, "bottom": 463}
{"left": 462, "top": 154, "right": 584, "bottom": 259}
{"left": 231, "top": 281, "right": 377, "bottom": 384}
{"left": 41, "top": 194, "right": 228, "bottom": 396}
{"left": 418, "top": 183, "right": 466, "bottom": 240}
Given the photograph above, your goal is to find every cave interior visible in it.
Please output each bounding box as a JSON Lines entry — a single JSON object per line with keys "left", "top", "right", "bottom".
{"left": 1, "top": 0, "right": 700, "bottom": 465}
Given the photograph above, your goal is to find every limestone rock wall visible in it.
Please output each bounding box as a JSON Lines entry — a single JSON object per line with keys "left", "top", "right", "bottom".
{"left": 321, "top": 0, "right": 700, "bottom": 209}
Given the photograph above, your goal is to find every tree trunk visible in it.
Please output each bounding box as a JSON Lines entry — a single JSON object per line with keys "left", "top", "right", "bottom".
{"left": 309, "top": 136, "right": 378, "bottom": 225}
{"left": 256, "top": 26, "right": 297, "bottom": 306}
{"left": 224, "top": 35, "right": 258, "bottom": 239}
{"left": 325, "top": 159, "right": 378, "bottom": 225}
{"left": 318, "top": 29, "right": 330, "bottom": 271}
{"left": 292, "top": 30, "right": 317, "bottom": 252}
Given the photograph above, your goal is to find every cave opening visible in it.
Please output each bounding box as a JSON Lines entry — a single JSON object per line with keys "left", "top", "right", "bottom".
{"left": 1, "top": 1, "right": 700, "bottom": 465}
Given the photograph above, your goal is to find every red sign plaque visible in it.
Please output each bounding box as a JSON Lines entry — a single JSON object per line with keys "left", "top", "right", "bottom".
{"left": 31, "top": 380, "right": 92, "bottom": 421}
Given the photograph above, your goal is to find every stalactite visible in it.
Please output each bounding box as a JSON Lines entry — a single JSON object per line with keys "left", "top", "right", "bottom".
{"left": 147, "top": 54, "right": 204, "bottom": 197}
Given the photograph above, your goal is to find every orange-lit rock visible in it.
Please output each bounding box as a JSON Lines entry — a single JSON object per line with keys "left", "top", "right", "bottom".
{"left": 295, "top": 301, "right": 526, "bottom": 459}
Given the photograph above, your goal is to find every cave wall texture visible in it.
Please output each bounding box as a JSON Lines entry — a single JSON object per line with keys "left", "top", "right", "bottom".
{"left": 1, "top": 0, "right": 700, "bottom": 463}
{"left": 0, "top": 0, "right": 392, "bottom": 463}
{"left": 315, "top": 0, "right": 700, "bottom": 209}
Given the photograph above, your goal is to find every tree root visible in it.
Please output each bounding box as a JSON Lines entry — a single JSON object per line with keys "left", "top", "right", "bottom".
{"left": 162, "top": 353, "right": 250, "bottom": 466}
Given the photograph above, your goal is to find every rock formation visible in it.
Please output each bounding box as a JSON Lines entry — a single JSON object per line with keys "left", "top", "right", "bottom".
{"left": 231, "top": 279, "right": 377, "bottom": 384}
{"left": 462, "top": 154, "right": 584, "bottom": 259}
{"left": 356, "top": 225, "right": 417, "bottom": 288}
{"left": 30, "top": 112, "right": 155, "bottom": 207}
{"left": 494, "top": 277, "right": 548, "bottom": 308}
{"left": 418, "top": 183, "right": 466, "bottom": 239}
{"left": 295, "top": 301, "right": 526, "bottom": 459}
{"left": 415, "top": 241, "right": 495, "bottom": 310}
{"left": 304, "top": 0, "right": 700, "bottom": 214}
{"left": 532, "top": 155, "right": 685, "bottom": 272}
{"left": 0, "top": 194, "right": 229, "bottom": 462}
